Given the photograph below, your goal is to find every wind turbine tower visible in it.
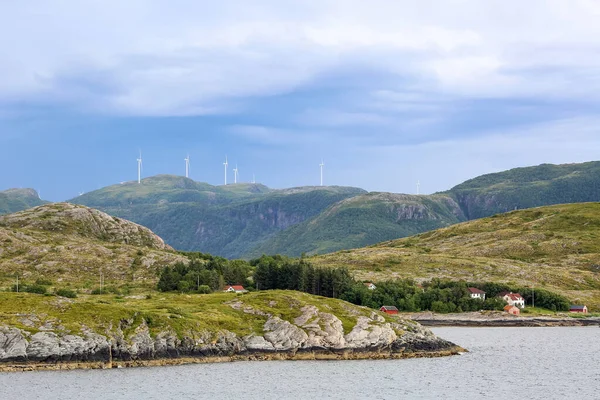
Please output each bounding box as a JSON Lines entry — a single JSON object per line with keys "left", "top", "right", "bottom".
{"left": 184, "top": 155, "right": 190, "bottom": 178}
{"left": 319, "top": 160, "right": 325, "bottom": 186}
{"left": 233, "top": 164, "right": 239, "bottom": 184}
{"left": 137, "top": 151, "right": 143, "bottom": 184}
{"left": 252, "top": 173, "right": 256, "bottom": 184}
{"left": 223, "top": 156, "right": 228, "bottom": 185}
{"left": 417, "top": 180, "right": 420, "bottom": 195}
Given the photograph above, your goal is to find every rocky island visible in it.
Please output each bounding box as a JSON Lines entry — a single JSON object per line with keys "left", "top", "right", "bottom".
{"left": 0, "top": 291, "right": 463, "bottom": 372}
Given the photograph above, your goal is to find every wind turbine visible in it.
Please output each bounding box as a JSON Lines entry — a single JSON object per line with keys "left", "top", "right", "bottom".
{"left": 137, "top": 151, "right": 143, "bottom": 184}
{"left": 223, "top": 156, "right": 228, "bottom": 185}
{"left": 184, "top": 155, "right": 190, "bottom": 178}
{"left": 319, "top": 159, "right": 325, "bottom": 186}
{"left": 417, "top": 180, "right": 420, "bottom": 195}
{"left": 233, "top": 164, "right": 239, "bottom": 184}
{"left": 252, "top": 173, "right": 256, "bottom": 184}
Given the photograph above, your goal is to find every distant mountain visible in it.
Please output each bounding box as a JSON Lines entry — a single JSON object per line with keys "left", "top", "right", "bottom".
{"left": 447, "top": 161, "right": 600, "bottom": 219}
{"left": 66, "top": 161, "right": 600, "bottom": 258}
{"left": 0, "top": 188, "right": 47, "bottom": 214}
{"left": 72, "top": 175, "right": 367, "bottom": 258}
{"left": 249, "top": 193, "right": 466, "bottom": 257}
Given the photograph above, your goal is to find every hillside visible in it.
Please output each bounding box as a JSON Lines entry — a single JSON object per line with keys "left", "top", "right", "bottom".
{"left": 0, "top": 290, "right": 461, "bottom": 370}
{"left": 447, "top": 161, "right": 600, "bottom": 219}
{"left": 313, "top": 202, "right": 600, "bottom": 308}
{"left": 0, "top": 188, "right": 47, "bottom": 214}
{"left": 250, "top": 193, "right": 466, "bottom": 257}
{"left": 0, "top": 203, "right": 186, "bottom": 289}
{"left": 72, "top": 175, "right": 367, "bottom": 258}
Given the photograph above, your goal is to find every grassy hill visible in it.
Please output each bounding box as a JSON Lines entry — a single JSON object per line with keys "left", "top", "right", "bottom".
{"left": 313, "top": 202, "right": 600, "bottom": 309}
{"left": 447, "top": 161, "right": 600, "bottom": 219}
{"left": 0, "top": 203, "right": 186, "bottom": 290}
{"left": 0, "top": 188, "right": 47, "bottom": 214}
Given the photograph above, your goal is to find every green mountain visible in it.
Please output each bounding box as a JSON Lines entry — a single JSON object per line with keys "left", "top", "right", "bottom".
{"left": 0, "top": 188, "right": 47, "bottom": 214}
{"left": 249, "top": 193, "right": 465, "bottom": 257}
{"left": 313, "top": 202, "right": 600, "bottom": 309}
{"left": 447, "top": 161, "right": 600, "bottom": 219}
{"left": 65, "top": 161, "right": 600, "bottom": 258}
{"left": 72, "top": 175, "right": 366, "bottom": 258}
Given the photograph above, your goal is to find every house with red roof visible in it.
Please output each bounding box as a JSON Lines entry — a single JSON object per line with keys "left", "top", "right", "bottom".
{"left": 502, "top": 292, "right": 525, "bottom": 309}
{"left": 468, "top": 287, "right": 486, "bottom": 301}
{"left": 504, "top": 305, "right": 520, "bottom": 315}
{"left": 223, "top": 285, "right": 247, "bottom": 293}
{"left": 570, "top": 305, "right": 588, "bottom": 313}
{"left": 380, "top": 306, "right": 399, "bottom": 315}
{"left": 364, "top": 282, "right": 377, "bottom": 290}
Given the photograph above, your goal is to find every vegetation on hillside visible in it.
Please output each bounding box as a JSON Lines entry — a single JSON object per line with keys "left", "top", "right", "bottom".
{"left": 0, "top": 188, "right": 47, "bottom": 215}
{"left": 447, "top": 161, "right": 600, "bottom": 219}
{"left": 314, "top": 202, "right": 600, "bottom": 309}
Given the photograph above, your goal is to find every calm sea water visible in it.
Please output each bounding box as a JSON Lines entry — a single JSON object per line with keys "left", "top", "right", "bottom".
{"left": 1, "top": 327, "right": 599, "bottom": 400}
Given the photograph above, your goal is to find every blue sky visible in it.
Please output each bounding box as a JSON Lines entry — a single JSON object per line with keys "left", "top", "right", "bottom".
{"left": 2, "top": 0, "right": 600, "bottom": 201}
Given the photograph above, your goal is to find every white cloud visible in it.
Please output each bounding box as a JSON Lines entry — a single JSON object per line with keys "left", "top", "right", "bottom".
{"left": 1, "top": 1, "right": 600, "bottom": 115}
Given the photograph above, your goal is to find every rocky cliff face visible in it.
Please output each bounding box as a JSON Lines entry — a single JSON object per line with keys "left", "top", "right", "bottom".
{"left": 0, "top": 297, "right": 461, "bottom": 371}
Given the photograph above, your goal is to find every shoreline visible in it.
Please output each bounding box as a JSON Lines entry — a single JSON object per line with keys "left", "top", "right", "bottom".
{"left": 403, "top": 312, "right": 600, "bottom": 327}
{"left": 0, "top": 346, "right": 465, "bottom": 373}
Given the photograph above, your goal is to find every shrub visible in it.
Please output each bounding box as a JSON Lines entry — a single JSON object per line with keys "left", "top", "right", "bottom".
{"left": 25, "top": 284, "right": 48, "bottom": 294}
{"left": 56, "top": 288, "right": 77, "bottom": 298}
{"left": 197, "top": 285, "right": 212, "bottom": 294}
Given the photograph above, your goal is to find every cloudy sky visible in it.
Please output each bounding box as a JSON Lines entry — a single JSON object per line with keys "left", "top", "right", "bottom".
{"left": 1, "top": 0, "right": 600, "bottom": 201}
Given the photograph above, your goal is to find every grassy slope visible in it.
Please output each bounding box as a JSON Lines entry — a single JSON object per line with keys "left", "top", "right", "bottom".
{"left": 0, "top": 188, "right": 47, "bottom": 214}
{"left": 313, "top": 203, "right": 600, "bottom": 309}
{"left": 250, "top": 193, "right": 466, "bottom": 257}
{"left": 0, "top": 290, "right": 392, "bottom": 339}
{"left": 447, "top": 161, "right": 600, "bottom": 219}
{"left": 0, "top": 203, "right": 187, "bottom": 290}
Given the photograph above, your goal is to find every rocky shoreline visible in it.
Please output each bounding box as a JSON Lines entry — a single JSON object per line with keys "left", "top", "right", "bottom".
{"left": 0, "top": 304, "right": 464, "bottom": 372}
{"left": 404, "top": 312, "right": 600, "bottom": 327}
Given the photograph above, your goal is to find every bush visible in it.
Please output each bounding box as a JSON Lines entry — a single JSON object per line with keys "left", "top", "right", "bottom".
{"left": 56, "top": 288, "right": 77, "bottom": 298}
{"left": 197, "top": 285, "right": 212, "bottom": 294}
{"left": 25, "top": 284, "right": 48, "bottom": 294}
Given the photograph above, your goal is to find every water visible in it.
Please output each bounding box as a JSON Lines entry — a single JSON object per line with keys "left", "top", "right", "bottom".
{"left": 1, "top": 327, "right": 599, "bottom": 400}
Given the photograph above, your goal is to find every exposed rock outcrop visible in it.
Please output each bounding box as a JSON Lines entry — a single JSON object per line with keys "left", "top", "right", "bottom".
{"left": 0, "top": 203, "right": 171, "bottom": 250}
{"left": 0, "top": 299, "right": 462, "bottom": 372}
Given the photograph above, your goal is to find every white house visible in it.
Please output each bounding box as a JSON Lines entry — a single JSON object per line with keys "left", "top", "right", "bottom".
{"left": 223, "top": 285, "right": 247, "bottom": 293}
{"left": 364, "top": 282, "right": 377, "bottom": 290}
{"left": 468, "top": 287, "right": 486, "bottom": 300}
{"left": 503, "top": 292, "right": 525, "bottom": 308}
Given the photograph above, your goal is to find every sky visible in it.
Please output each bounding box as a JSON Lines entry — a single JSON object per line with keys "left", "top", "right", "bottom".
{"left": 1, "top": 0, "right": 600, "bottom": 201}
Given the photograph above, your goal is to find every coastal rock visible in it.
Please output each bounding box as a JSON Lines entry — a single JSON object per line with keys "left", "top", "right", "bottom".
{"left": 0, "top": 327, "right": 28, "bottom": 361}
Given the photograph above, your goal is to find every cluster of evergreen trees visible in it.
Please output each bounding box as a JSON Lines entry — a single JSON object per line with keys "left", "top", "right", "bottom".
{"left": 157, "top": 252, "right": 252, "bottom": 293}
{"left": 157, "top": 253, "right": 571, "bottom": 313}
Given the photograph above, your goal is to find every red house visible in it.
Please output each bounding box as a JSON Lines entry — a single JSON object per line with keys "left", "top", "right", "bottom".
{"left": 380, "top": 306, "right": 399, "bottom": 315}
{"left": 570, "top": 305, "right": 588, "bottom": 313}
{"left": 223, "top": 285, "right": 247, "bottom": 293}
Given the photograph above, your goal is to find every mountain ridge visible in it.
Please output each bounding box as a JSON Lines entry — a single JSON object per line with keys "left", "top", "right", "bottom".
{"left": 4, "top": 160, "right": 600, "bottom": 258}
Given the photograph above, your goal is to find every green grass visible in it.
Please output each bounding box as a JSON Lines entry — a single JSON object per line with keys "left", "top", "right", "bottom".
{"left": 313, "top": 203, "right": 600, "bottom": 310}
{"left": 0, "top": 290, "right": 388, "bottom": 339}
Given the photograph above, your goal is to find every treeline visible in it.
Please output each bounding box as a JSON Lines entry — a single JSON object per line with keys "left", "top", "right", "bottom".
{"left": 157, "top": 252, "right": 252, "bottom": 293}
{"left": 157, "top": 253, "right": 571, "bottom": 313}
{"left": 252, "top": 255, "right": 355, "bottom": 297}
